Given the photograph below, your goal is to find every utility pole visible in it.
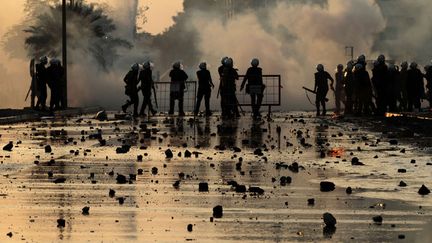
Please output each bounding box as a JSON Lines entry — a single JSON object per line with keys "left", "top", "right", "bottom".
{"left": 62, "top": 0, "right": 68, "bottom": 108}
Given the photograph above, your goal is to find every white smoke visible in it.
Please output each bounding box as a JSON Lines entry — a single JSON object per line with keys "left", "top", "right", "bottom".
{"left": 189, "top": 0, "right": 386, "bottom": 110}
{"left": 2, "top": 0, "right": 432, "bottom": 110}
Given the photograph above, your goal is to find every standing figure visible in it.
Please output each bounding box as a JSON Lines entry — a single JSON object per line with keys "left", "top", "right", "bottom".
{"left": 47, "top": 59, "right": 64, "bottom": 111}
{"left": 122, "top": 63, "right": 140, "bottom": 117}
{"left": 371, "top": 55, "right": 389, "bottom": 116}
{"left": 28, "top": 58, "right": 37, "bottom": 108}
{"left": 194, "top": 62, "right": 214, "bottom": 116}
{"left": 353, "top": 55, "right": 367, "bottom": 113}
{"left": 354, "top": 63, "right": 373, "bottom": 115}
{"left": 387, "top": 64, "right": 400, "bottom": 112}
{"left": 344, "top": 61, "right": 354, "bottom": 114}
{"left": 406, "top": 62, "right": 424, "bottom": 111}
{"left": 35, "top": 56, "right": 48, "bottom": 111}
{"left": 334, "top": 64, "right": 345, "bottom": 114}
{"left": 220, "top": 58, "right": 239, "bottom": 119}
{"left": 240, "top": 58, "right": 265, "bottom": 119}
{"left": 169, "top": 62, "right": 188, "bottom": 116}
{"left": 314, "top": 64, "right": 334, "bottom": 116}
{"left": 424, "top": 64, "right": 432, "bottom": 109}
{"left": 398, "top": 62, "right": 409, "bottom": 111}
{"left": 139, "top": 61, "right": 157, "bottom": 116}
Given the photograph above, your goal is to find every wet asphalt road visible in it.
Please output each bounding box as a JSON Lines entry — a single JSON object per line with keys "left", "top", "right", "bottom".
{"left": 0, "top": 112, "right": 431, "bottom": 242}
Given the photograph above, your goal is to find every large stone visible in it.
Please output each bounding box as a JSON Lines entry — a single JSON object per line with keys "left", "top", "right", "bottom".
{"left": 418, "top": 185, "right": 430, "bottom": 195}
{"left": 2, "top": 141, "right": 13, "bottom": 151}
{"left": 320, "top": 181, "right": 335, "bottom": 192}
{"left": 213, "top": 205, "right": 223, "bottom": 218}
{"left": 44, "top": 145, "right": 52, "bottom": 153}
{"left": 323, "top": 212, "right": 337, "bottom": 227}
{"left": 165, "top": 149, "right": 173, "bottom": 158}
{"left": 199, "top": 182, "right": 209, "bottom": 192}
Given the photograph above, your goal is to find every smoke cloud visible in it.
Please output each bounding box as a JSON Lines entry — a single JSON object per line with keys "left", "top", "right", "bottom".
{"left": 1, "top": 0, "right": 432, "bottom": 110}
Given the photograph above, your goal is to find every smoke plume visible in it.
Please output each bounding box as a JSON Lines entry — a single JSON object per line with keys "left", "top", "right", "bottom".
{"left": 1, "top": 0, "right": 432, "bottom": 110}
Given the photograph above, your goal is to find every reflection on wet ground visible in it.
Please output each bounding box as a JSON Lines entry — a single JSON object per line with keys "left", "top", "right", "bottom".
{"left": 0, "top": 112, "right": 431, "bottom": 242}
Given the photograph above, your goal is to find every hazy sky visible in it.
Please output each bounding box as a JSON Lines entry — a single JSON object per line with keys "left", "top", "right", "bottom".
{"left": 141, "top": 0, "right": 184, "bottom": 34}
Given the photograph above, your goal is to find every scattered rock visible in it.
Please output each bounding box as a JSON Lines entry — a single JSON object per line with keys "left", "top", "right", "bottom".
{"left": 397, "top": 168, "right": 406, "bottom": 173}
{"left": 173, "top": 180, "right": 180, "bottom": 189}
{"left": 323, "top": 212, "right": 337, "bottom": 227}
{"left": 213, "top": 205, "right": 223, "bottom": 218}
{"left": 398, "top": 234, "right": 405, "bottom": 239}
{"left": 187, "top": 224, "right": 193, "bottom": 232}
{"left": 184, "top": 150, "right": 192, "bottom": 158}
{"left": 199, "top": 182, "right": 209, "bottom": 192}
{"left": 6, "top": 232, "right": 12, "bottom": 238}
{"left": 137, "top": 155, "right": 143, "bottom": 162}
{"left": 351, "top": 157, "right": 364, "bottom": 166}
{"left": 398, "top": 181, "right": 407, "bottom": 187}
{"left": 389, "top": 139, "right": 398, "bottom": 145}
{"left": 249, "top": 186, "right": 265, "bottom": 195}
{"left": 373, "top": 215, "right": 383, "bottom": 224}
{"left": 95, "top": 110, "right": 108, "bottom": 121}
{"left": 151, "top": 167, "right": 158, "bottom": 175}
{"left": 308, "top": 198, "right": 315, "bottom": 205}
{"left": 346, "top": 187, "right": 352, "bottom": 194}
{"left": 82, "top": 206, "right": 90, "bottom": 215}
{"left": 288, "top": 162, "right": 299, "bottom": 173}
{"left": 116, "top": 145, "right": 130, "bottom": 154}
{"left": 57, "top": 218, "right": 66, "bottom": 227}
{"left": 109, "top": 189, "right": 116, "bottom": 197}
{"left": 235, "top": 185, "right": 247, "bottom": 193}
{"left": 280, "top": 176, "right": 292, "bottom": 186}
{"left": 254, "top": 148, "right": 263, "bottom": 156}
{"left": 53, "top": 177, "right": 66, "bottom": 184}
{"left": 44, "top": 145, "right": 52, "bottom": 153}
{"left": 116, "top": 174, "right": 127, "bottom": 184}
{"left": 165, "top": 149, "right": 173, "bottom": 158}
{"left": 320, "top": 181, "right": 335, "bottom": 192}
{"left": 2, "top": 142, "right": 13, "bottom": 151}
{"left": 418, "top": 185, "right": 430, "bottom": 195}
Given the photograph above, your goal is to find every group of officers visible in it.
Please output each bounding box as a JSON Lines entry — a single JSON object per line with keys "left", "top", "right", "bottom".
{"left": 314, "top": 54, "right": 432, "bottom": 116}
{"left": 29, "top": 56, "right": 66, "bottom": 112}
{"left": 122, "top": 57, "right": 265, "bottom": 119}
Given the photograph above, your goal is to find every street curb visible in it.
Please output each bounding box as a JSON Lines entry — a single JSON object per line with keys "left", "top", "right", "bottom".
{"left": 0, "top": 106, "right": 103, "bottom": 125}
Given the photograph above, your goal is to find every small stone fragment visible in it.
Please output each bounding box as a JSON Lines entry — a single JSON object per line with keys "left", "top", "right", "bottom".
{"left": 373, "top": 215, "right": 383, "bottom": 224}
{"left": 346, "top": 187, "right": 352, "bottom": 194}
{"left": 399, "top": 181, "right": 407, "bottom": 187}
{"left": 53, "top": 177, "right": 66, "bottom": 184}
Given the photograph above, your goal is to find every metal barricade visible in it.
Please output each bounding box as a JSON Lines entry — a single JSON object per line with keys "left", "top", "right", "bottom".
{"left": 153, "top": 81, "right": 197, "bottom": 112}
{"left": 236, "top": 75, "right": 282, "bottom": 115}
